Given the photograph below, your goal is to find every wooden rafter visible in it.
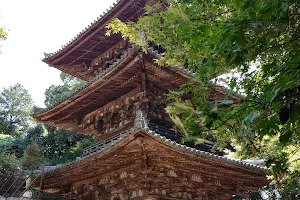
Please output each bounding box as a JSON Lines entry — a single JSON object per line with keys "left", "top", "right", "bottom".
{"left": 39, "top": 130, "right": 268, "bottom": 199}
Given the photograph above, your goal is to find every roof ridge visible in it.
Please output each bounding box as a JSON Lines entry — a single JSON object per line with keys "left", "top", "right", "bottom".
{"left": 146, "top": 46, "right": 196, "bottom": 77}
{"left": 43, "top": 0, "right": 123, "bottom": 61}
{"left": 34, "top": 44, "right": 138, "bottom": 116}
{"left": 144, "top": 127, "right": 268, "bottom": 171}
{"left": 45, "top": 127, "right": 267, "bottom": 175}
{"left": 34, "top": 46, "right": 195, "bottom": 116}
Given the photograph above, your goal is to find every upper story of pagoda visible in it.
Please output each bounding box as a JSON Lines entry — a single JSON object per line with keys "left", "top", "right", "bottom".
{"left": 35, "top": 46, "right": 199, "bottom": 139}
{"left": 43, "top": 0, "right": 162, "bottom": 81}
{"left": 35, "top": 0, "right": 240, "bottom": 140}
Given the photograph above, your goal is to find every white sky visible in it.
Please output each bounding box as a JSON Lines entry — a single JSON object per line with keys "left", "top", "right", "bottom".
{"left": 0, "top": 0, "right": 116, "bottom": 107}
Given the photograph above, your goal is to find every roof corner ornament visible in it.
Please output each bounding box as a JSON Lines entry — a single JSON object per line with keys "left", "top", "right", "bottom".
{"left": 33, "top": 106, "right": 46, "bottom": 114}
{"left": 43, "top": 52, "right": 52, "bottom": 58}
{"left": 134, "top": 110, "right": 148, "bottom": 130}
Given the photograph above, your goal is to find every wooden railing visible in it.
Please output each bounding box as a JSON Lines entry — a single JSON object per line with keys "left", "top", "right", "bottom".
{"left": 81, "top": 129, "right": 133, "bottom": 158}
{"left": 0, "top": 170, "right": 42, "bottom": 199}
{"left": 81, "top": 111, "right": 147, "bottom": 158}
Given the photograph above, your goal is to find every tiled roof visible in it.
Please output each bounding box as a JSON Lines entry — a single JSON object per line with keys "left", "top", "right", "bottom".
{"left": 45, "top": 127, "right": 267, "bottom": 175}
{"left": 148, "top": 120, "right": 227, "bottom": 156}
{"left": 43, "top": 0, "right": 123, "bottom": 61}
{"left": 144, "top": 128, "right": 267, "bottom": 171}
{"left": 34, "top": 44, "right": 139, "bottom": 115}
{"left": 34, "top": 45, "right": 194, "bottom": 116}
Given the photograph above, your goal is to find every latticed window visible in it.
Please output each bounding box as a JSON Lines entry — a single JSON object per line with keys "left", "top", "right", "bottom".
{"left": 111, "top": 112, "right": 120, "bottom": 128}
{"left": 95, "top": 119, "right": 104, "bottom": 132}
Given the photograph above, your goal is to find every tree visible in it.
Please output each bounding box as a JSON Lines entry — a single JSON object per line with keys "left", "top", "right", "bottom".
{"left": 0, "top": 23, "right": 7, "bottom": 41}
{"left": 40, "top": 125, "right": 86, "bottom": 164}
{"left": 0, "top": 84, "right": 33, "bottom": 138}
{"left": 41, "top": 73, "right": 94, "bottom": 165}
{"left": 0, "top": 152, "right": 20, "bottom": 175}
{"left": 0, "top": 84, "right": 33, "bottom": 136}
{"left": 0, "top": 134, "right": 14, "bottom": 152}
{"left": 0, "top": 27, "right": 7, "bottom": 40}
{"left": 0, "top": 135, "right": 20, "bottom": 175}
{"left": 0, "top": 19, "right": 7, "bottom": 54}
{"left": 21, "top": 142, "right": 42, "bottom": 171}
{"left": 22, "top": 123, "right": 95, "bottom": 165}
{"left": 25, "top": 124, "right": 44, "bottom": 143}
{"left": 44, "top": 73, "right": 85, "bottom": 107}
{"left": 107, "top": 0, "right": 300, "bottom": 197}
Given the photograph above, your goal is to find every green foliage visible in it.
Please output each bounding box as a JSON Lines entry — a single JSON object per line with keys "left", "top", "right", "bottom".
{"left": 9, "top": 138, "right": 27, "bottom": 158}
{"left": 44, "top": 73, "right": 85, "bottom": 107}
{"left": 0, "top": 25, "right": 7, "bottom": 41}
{"left": 0, "top": 84, "right": 32, "bottom": 171}
{"left": 0, "top": 83, "right": 33, "bottom": 138}
{"left": 14, "top": 122, "right": 96, "bottom": 166}
{"left": 0, "top": 20, "right": 7, "bottom": 54}
{"left": 41, "top": 73, "right": 92, "bottom": 165}
{"left": 25, "top": 124, "right": 44, "bottom": 144}
{"left": 21, "top": 142, "right": 42, "bottom": 170}
{"left": 40, "top": 125, "right": 87, "bottom": 165}
{"left": 231, "top": 185, "right": 281, "bottom": 199}
{"left": 0, "top": 133, "right": 14, "bottom": 151}
{"left": 107, "top": 0, "right": 300, "bottom": 196}
{"left": 39, "top": 126, "right": 95, "bottom": 165}
{"left": 0, "top": 23, "right": 95, "bottom": 172}
{"left": 0, "top": 151, "right": 20, "bottom": 175}
{"left": 59, "top": 136, "right": 97, "bottom": 163}
{"left": 0, "top": 134, "right": 27, "bottom": 158}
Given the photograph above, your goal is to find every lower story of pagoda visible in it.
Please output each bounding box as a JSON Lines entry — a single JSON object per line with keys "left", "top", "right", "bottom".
{"left": 40, "top": 127, "right": 268, "bottom": 200}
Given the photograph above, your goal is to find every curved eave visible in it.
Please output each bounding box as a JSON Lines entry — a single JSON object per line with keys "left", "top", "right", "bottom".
{"left": 146, "top": 47, "right": 242, "bottom": 101}
{"left": 43, "top": 0, "right": 147, "bottom": 73}
{"left": 43, "top": 128, "right": 268, "bottom": 178}
{"left": 34, "top": 46, "right": 194, "bottom": 119}
{"left": 34, "top": 47, "right": 241, "bottom": 129}
{"left": 34, "top": 46, "right": 140, "bottom": 121}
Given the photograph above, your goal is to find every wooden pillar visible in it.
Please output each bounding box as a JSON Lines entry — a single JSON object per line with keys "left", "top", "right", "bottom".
{"left": 138, "top": 52, "right": 150, "bottom": 118}
{"left": 37, "top": 164, "right": 45, "bottom": 200}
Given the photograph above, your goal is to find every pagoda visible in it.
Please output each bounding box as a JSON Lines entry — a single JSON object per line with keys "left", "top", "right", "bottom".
{"left": 33, "top": 0, "right": 269, "bottom": 199}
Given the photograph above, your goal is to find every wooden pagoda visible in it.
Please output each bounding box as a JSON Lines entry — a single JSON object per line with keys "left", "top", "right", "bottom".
{"left": 33, "top": 0, "right": 269, "bottom": 199}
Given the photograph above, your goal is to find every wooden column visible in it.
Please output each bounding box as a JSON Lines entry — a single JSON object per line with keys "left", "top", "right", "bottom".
{"left": 138, "top": 52, "right": 150, "bottom": 119}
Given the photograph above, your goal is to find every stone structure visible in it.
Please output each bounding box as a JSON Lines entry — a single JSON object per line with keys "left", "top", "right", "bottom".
{"left": 33, "top": 0, "right": 269, "bottom": 199}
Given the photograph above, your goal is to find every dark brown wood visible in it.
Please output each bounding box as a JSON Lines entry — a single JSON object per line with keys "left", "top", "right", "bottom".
{"left": 19, "top": 172, "right": 42, "bottom": 198}
{"left": 0, "top": 174, "right": 14, "bottom": 191}
{"left": 11, "top": 174, "right": 31, "bottom": 197}
{"left": 34, "top": 1, "right": 267, "bottom": 199}
{"left": 38, "top": 164, "right": 45, "bottom": 200}
{"left": 34, "top": 52, "right": 194, "bottom": 138}
{"left": 44, "top": 0, "right": 147, "bottom": 81}
{"left": 3, "top": 173, "right": 22, "bottom": 196}
{"left": 39, "top": 131, "right": 268, "bottom": 200}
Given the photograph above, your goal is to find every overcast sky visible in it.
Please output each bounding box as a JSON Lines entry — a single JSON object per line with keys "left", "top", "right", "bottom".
{"left": 0, "top": 0, "right": 116, "bottom": 107}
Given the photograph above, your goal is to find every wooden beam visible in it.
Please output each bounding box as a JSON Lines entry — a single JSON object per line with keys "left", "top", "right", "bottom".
{"left": 41, "top": 130, "right": 268, "bottom": 195}
{"left": 49, "top": 0, "right": 138, "bottom": 64}
{"left": 39, "top": 52, "right": 140, "bottom": 121}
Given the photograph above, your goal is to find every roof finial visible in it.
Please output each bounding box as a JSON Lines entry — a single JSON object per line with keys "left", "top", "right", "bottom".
{"left": 134, "top": 110, "right": 148, "bottom": 129}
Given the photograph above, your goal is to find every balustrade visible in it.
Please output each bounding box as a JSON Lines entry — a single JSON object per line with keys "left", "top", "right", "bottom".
{"left": 81, "top": 129, "right": 132, "bottom": 157}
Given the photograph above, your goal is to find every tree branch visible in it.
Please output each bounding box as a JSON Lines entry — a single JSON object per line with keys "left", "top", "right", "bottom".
{"left": 265, "top": 35, "right": 300, "bottom": 51}
{"left": 202, "top": 105, "right": 254, "bottom": 132}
